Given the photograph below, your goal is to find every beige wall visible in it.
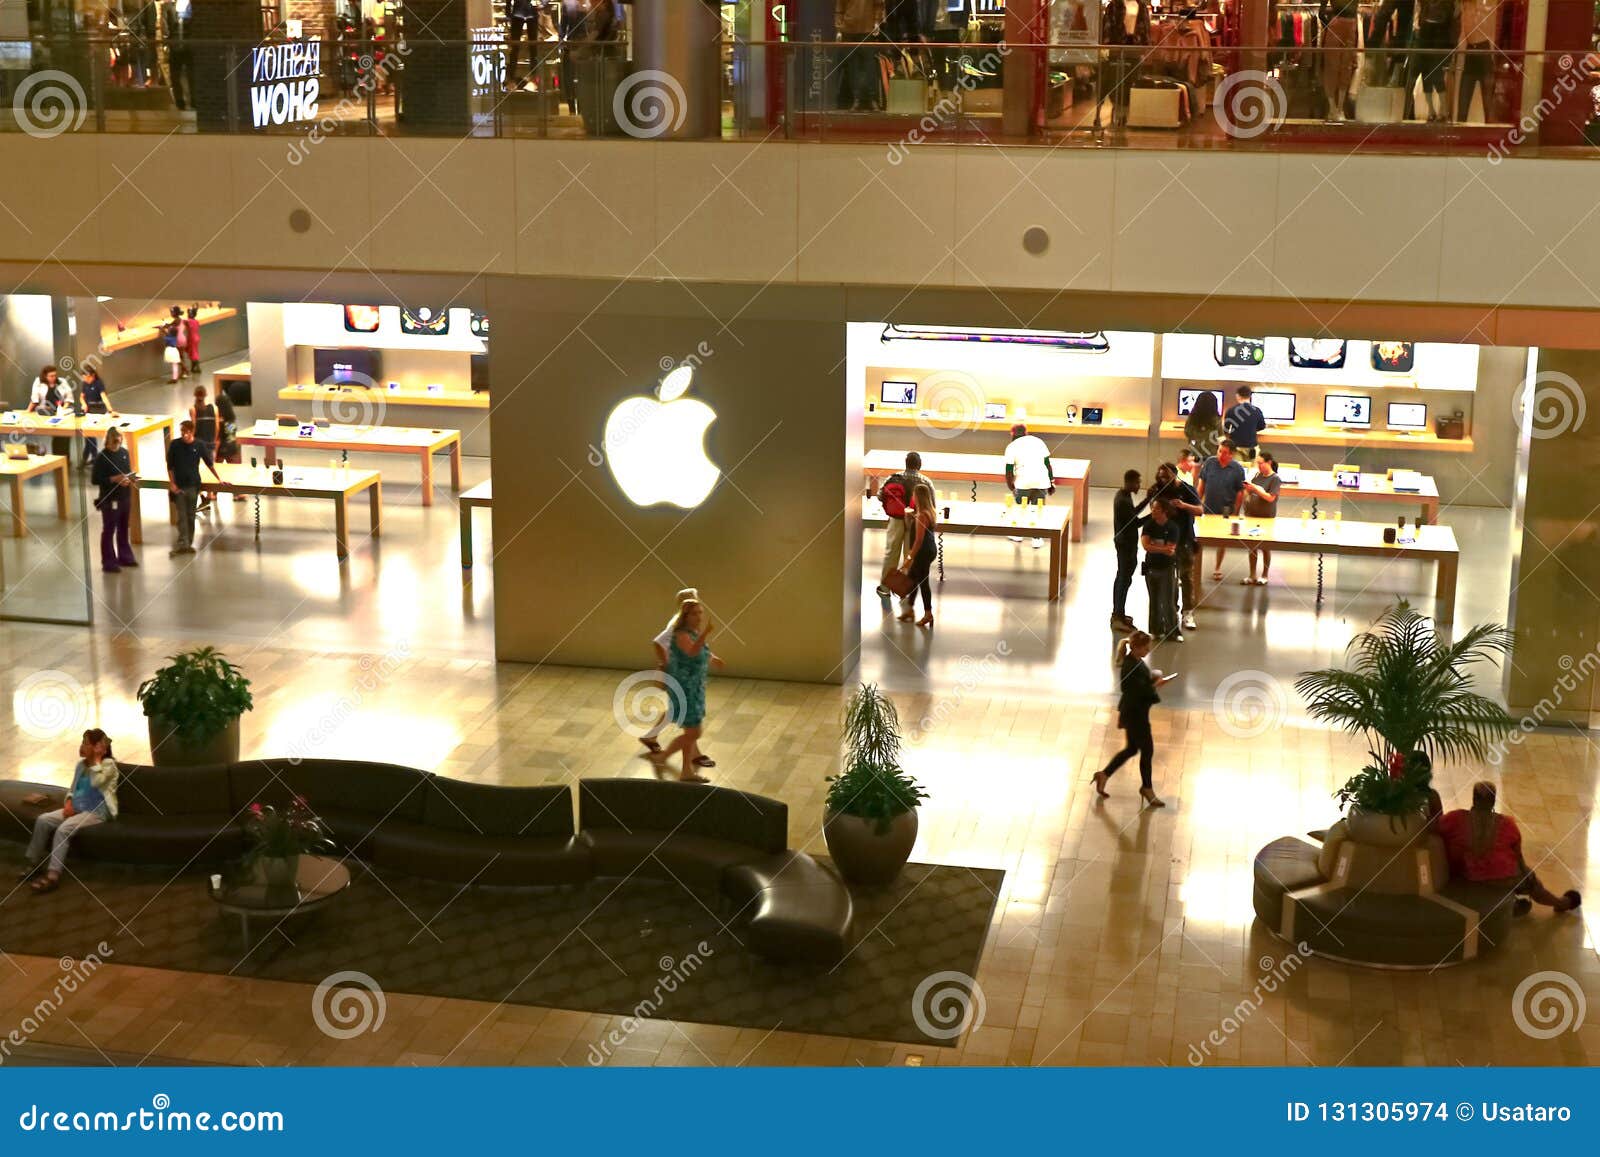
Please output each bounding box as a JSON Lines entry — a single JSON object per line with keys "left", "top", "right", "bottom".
{"left": 8, "top": 135, "right": 1600, "bottom": 311}
{"left": 484, "top": 279, "right": 860, "bottom": 683}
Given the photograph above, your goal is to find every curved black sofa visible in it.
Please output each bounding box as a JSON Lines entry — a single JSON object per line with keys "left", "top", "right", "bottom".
{"left": 0, "top": 764, "right": 851, "bottom": 964}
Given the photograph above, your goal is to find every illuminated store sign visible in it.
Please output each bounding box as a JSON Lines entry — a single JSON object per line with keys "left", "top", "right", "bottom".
{"left": 471, "top": 28, "right": 505, "bottom": 97}
{"left": 603, "top": 366, "right": 720, "bottom": 509}
{"left": 250, "top": 41, "right": 322, "bottom": 128}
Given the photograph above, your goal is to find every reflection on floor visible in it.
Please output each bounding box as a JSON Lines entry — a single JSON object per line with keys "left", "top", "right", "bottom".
{"left": 858, "top": 499, "right": 1517, "bottom": 706}
{"left": 0, "top": 625, "right": 1595, "bottom": 1067}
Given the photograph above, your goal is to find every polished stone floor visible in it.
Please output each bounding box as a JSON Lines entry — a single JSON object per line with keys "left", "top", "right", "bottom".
{"left": 0, "top": 623, "right": 1596, "bottom": 1068}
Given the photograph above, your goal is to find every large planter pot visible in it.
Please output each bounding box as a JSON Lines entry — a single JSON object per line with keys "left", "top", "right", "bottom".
{"left": 148, "top": 716, "right": 241, "bottom": 767}
{"left": 1344, "top": 807, "right": 1428, "bottom": 847}
{"left": 823, "top": 808, "right": 919, "bottom": 886}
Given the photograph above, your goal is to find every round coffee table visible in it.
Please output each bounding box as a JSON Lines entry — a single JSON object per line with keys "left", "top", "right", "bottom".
{"left": 209, "top": 854, "right": 352, "bottom": 946}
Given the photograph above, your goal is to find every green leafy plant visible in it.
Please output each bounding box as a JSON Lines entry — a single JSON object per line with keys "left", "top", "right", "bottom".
{"left": 1294, "top": 600, "right": 1516, "bottom": 814}
{"left": 825, "top": 683, "right": 928, "bottom": 833}
{"left": 243, "top": 797, "right": 334, "bottom": 866}
{"left": 136, "top": 646, "right": 254, "bottom": 746}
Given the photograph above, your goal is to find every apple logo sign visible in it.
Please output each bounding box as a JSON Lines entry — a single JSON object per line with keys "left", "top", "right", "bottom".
{"left": 602, "top": 364, "right": 719, "bottom": 509}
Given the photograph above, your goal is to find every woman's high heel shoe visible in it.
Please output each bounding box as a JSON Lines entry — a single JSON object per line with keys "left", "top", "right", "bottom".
{"left": 917, "top": 615, "right": 934, "bottom": 628}
{"left": 1091, "top": 772, "right": 1109, "bottom": 798}
{"left": 1140, "top": 787, "right": 1166, "bottom": 809}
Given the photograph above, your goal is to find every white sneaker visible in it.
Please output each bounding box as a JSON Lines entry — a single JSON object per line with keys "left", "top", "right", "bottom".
{"left": 1031, "top": 538, "right": 1044, "bottom": 549}
{"left": 1008, "top": 536, "right": 1023, "bottom": 543}
{"left": 1182, "top": 613, "right": 1197, "bottom": 631}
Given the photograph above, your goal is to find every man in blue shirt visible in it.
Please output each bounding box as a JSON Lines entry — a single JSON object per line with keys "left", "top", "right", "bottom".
{"left": 165, "top": 419, "right": 222, "bottom": 556}
{"left": 1198, "top": 439, "right": 1249, "bottom": 581}
{"left": 1223, "top": 386, "right": 1266, "bottom": 464}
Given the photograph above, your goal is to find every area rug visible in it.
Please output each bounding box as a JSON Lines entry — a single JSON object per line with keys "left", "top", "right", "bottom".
{"left": 0, "top": 846, "right": 1003, "bottom": 1047}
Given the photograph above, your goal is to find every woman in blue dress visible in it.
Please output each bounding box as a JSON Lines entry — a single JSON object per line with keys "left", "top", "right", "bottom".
{"left": 652, "top": 599, "right": 722, "bottom": 783}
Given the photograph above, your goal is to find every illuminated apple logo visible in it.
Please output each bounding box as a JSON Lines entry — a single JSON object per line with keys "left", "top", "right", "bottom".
{"left": 603, "top": 364, "right": 719, "bottom": 509}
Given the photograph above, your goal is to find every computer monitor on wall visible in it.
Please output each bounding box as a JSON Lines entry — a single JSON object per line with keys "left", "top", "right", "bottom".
{"left": 1323, "top": 394, "right": 1373, "bottom": 426}
{"left": 1387, "top": 401, "right": 1428, "bottom": 431}
{"left": 1254, "top": 390, "right": 1297, "bottom": 424}
{"left": 1177, "top": 388, "right": 1224, "bottom": 417}
{"left": 880, "top": 380, "right": 916, "bottom": 407}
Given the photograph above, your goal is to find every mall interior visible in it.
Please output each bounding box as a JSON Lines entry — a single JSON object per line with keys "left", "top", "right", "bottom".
{"left": 0, "top": 0, "right": 1599, "bottom": 1072}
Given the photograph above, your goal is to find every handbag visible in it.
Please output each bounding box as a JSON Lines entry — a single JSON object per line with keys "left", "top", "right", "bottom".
{"left": 884, "top": 567, "right": 915, "bottom": 598}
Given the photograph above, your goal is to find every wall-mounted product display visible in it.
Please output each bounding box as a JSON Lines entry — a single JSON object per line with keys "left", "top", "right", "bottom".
{"left": 400, "top": 306, "right": 450, "bottom": 336}
{"left": 1323, "top": 393, "right": 1373, "bottom": 426}
{"left": 470, "top": 311, "right": 490, "bottom": 339}
{"left": 880, "top": 380, "right": 917, "bottom": 406}
{"left": 344, "top": 305, "right": 381, "bottom": 333}
{"left": 1161, "top": 334, "right": 1480, "bottom": 390}
{"left": 1371, "top": 341, "right": 1415, "bottom": 373}
{"left": 1214, "top": 336, "right": 1266, "bottom": 367}
{"left": 1288, "top": 339, "right": 1348, "bottom": 370}
{"left": 313, "top": 347, "right": 382, "bottom": 385}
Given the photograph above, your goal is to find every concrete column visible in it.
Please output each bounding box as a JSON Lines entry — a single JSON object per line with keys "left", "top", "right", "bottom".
{"left": 631, "top": 0, "right": 722, "bottom": 139}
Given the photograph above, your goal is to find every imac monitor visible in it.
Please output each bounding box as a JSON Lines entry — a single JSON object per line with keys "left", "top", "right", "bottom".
{"left": 880, "top": 380, "right": 916, "bottom": 407}
{"left": 313, "top": 347, "right": 381, "bottom": 386}
{"left": 1387, "top": 401, "right": 1428, "bottom": 431}
{"left": 983, "top": 401, "right": 1007, "bottom": 421}
{"left": 1081, "top": 405, "right": 1104, "bottom": 425}
{"left": 1253, "top": 390, "right": 1297, "bottom": 424}
{"left": 1323, "top": 393, "right": 1372, "bottom": 426}
{"left": 1177, "top": 388, "right": 1225, "bottom": 417}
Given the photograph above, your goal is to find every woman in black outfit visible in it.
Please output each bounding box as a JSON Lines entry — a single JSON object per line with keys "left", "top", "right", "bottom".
{"left": 189, "top": 385, "right": 219, "bottom": 511}
{"left": 898, "top": 480, "right": 939, "bottom": 628}
{"left": 91, "top": 427, "right": 138, "bottom": 573}
{"left": 1093, "top": 630, "right": 1176, "bottom": 807}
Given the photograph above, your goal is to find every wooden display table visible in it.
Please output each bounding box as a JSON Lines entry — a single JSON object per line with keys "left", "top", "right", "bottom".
{"left": 0, "top": 412, "right": 173, "bottom": 543}
{"left": 1279, "top": 469, "right": 1441, "bottom": 524}
{"left": 863, "top": 449, "right": 1091, "bottom": 543}
{"left": 137, "top": 462, "right": 382, "bottom": 562}
{"left": 863, "top": 497, "right": 1072, "bottom": 601}
{"left": 213, "top": 361, "right": 252, "bottom": 405}
{"left": 459, "top": 479, "right": 492, "bottom": 569}
{"left": 237, "top": 423, "right": 462, "bottom": 507}
{"left": 1158, "top": 419, "right": 1474, "bottom": 453}
{"left": 1193, "top": 514, "right": 1460, "bottom": 624}
{"left": 0, "top": 454, "right": 69, "bottom": 537}
{"left": 278, "top": 384, "right": 490, "bottom": 412}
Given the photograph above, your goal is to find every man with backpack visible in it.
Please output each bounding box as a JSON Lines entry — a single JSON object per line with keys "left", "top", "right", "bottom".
{"left": 876, "top": 451, "right": 927, "bottom": 598}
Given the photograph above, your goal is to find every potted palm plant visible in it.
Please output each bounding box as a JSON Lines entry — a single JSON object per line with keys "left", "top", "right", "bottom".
{"left": 1295, "top": 601, "right": 1516, "bottom": 843}
{"left": 137, "top": 646, "right": 254, "bottom": 766}
{"left": 823, "top": 684, "right": 928, "bottom": 885}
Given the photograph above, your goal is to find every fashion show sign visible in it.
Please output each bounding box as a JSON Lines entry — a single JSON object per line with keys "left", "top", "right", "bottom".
{"left": 250, "top": 41, "right": 322, "bottom": 128}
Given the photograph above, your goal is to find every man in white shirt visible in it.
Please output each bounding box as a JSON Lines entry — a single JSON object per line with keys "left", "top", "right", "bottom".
{"left": 1003, "top": 423, "right": 1054, "bottom": 548}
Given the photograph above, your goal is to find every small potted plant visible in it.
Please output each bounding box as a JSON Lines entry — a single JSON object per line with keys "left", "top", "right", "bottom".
{"left": 244, "top": 797, "right": 334, "bottom": 890}
{"left": 823, "top": 684, "right": 928, "bottom": 886}
{"left": 137, "top": 646, "right": 253, "bottom": 766}
{"left": 1295, "top": 600, "right": 1515, "bottom": 842}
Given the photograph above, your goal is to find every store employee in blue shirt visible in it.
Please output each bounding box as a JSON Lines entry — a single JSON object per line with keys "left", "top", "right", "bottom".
{"left": 1223, "top": 385, "right": 1266, "bottom": 463}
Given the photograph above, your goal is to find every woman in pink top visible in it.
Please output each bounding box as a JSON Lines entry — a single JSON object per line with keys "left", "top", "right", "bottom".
{"left": 184, "top": 307, "right": 202, "bottom": 375}
{"left": 1437, "top": 782, "right": 1581, "bottom": 916}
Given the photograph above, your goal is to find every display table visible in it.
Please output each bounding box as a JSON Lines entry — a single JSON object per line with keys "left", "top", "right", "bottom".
{"left": 863, "top": 449, "right": 1091, "bottom": 543}
{"left": 237, "top": 423, "right": 461, "bottom": 507}
{"left": 863, "top": 497, "right": 1072, "bottom": 601}
{"left": 276, "top": 385, "right": 490, "bottom": 457}
{"left": 1280, "top": 469, "right": 1441, "bottom": 524}
{"left": 1158, "top": 420, "right": 1474, "bottom": 453}
{"left": 0, "top": 412, "right": 173, "bottom": 543}
{"left": 459, "top": 479, "right": 492, "bottom": 569}
{"left": 137, "top": 462, "right": 382, "bottom": 562}
{"left": 0, "top": 454, "right": 68, "bottom": 538}
{"left": 1193, "top": 515, "right": 1460, "bottom": 623}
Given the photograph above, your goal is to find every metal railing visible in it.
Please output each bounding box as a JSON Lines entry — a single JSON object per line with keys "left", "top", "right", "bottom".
{"left": 1, "top": 35, "right": 1593, "bottom": 155}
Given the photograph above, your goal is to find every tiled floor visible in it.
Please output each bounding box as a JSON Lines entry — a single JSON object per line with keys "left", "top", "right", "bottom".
{"left": 1, "top": 623, "right": 1597, "bottom": 1067}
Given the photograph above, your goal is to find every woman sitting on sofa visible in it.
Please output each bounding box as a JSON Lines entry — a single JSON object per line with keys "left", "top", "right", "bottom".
{"left": 1437, "top": 782, "right": 1581, "bottom": 916}
{"left": 19, "top": 729, "right": 119, "bottom": 894}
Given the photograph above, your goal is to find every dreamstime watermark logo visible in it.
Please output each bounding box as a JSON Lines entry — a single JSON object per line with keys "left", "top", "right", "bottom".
{"left": 1516, "top": 370, "right": 1586, "bottom": 441}
{"left": 1213, "top": 70, "right": 1287, "bottom": 139}
{"left": 1188, "top": 944, "right": 1310, "bottom": 1065}
{"left": 612, "top": 669, "right": 687, "bottom": 739}
{"left": 615, "top": 70, "right": 687, "bottom": 139}
{"left": 1488, "top": 54, "right": 1590, "bottom": 162}
{"left": 914, "top": 370, "right": 987, "bottom": 440}
{"left": 886, "top": 44, "right": 1010, "bottom": 165}
{"left": 311, "top": 971, "right": 386, "bottom": 1040}
{"left": 12, "top": 670, "right": 90, "bottom": 742}
{"left": 911, "top": 970, "right": 986, "bottom": 1041}
{"left": 0, "top": 943, "right": 114, "bottom": 1064}
{"left": 911, "top": 642, "right": 1011, "bottom": 740}
{"left": 1512, "top": 970, "right": 1586, "bottom": 1040}
{"left": 587, "top": 943, "right": 714, "bottom": 1064}
{"left": 1488, "top": 644, "right": 1600, "bottom": 766}
{"left": 310, "top": 371, "right": 387, "bottom": 428}
{"left": 1212, "top": 670, "right": 1289, "bottom": 740}
{"left": 286, "top": 41, "right": 412, "bottom": 165}
{"left": 285, "top": 643, "right": 411, "bottom": 763}
{"left": 14, "top": 71, "right": 86, "bottom": 139}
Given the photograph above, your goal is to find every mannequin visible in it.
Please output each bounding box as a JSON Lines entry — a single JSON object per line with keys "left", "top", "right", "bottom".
{"left": 1456, "top": 0, "right": 1499, "bottom": 122}
{"left": 1414, "top": 0, "right": 1457, "bottom": 122}
{"left": 1319, "top": 0, "right": 1360, "bottom": 122}
{"left": 835, "top": 0, "right": 888, "bottom": 112}
{"left": 1099, "top": 0, "right": 1149, "bottom": 132}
